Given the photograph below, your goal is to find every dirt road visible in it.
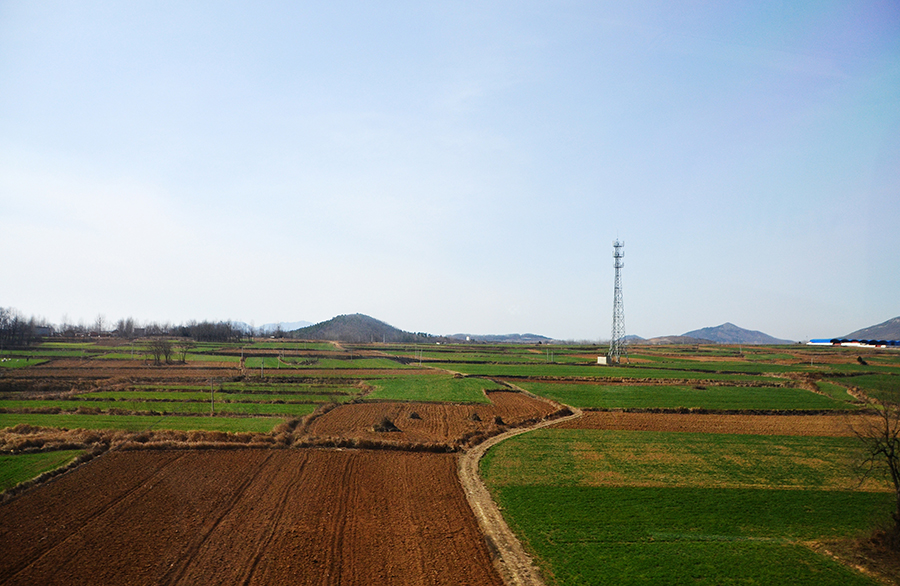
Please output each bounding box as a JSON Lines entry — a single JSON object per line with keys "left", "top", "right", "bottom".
{"left": 457, "top": 404, "right": 582, "bottom": 586}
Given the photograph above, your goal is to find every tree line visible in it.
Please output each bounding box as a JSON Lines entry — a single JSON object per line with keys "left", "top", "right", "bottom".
{"left": 0, "top": 307, "right": 253, "bottom": 347}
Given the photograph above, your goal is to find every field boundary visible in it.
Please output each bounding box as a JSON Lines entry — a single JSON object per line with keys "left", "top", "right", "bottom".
{"left": 457, "top": 401, "right": 582, "bottom": 586}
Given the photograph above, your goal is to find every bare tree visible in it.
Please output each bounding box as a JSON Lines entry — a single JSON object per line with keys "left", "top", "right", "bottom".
{"left": 176, "top": 341, "right": 194, "bottom": 363}
{"left": 854, "top": 397, "right": 900, "bottom": 550}
{"left": 149, "top": 338, "right": 173, "bottom": 366}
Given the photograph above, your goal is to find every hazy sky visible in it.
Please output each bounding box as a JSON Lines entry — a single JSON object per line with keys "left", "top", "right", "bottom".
{"left": 2, "top": 1, "right": 898, "bottom": 341}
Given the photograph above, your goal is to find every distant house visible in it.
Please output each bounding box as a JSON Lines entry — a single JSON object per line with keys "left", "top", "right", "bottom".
{"left": 34, "top": 326, "right": 53, "bottom": 337}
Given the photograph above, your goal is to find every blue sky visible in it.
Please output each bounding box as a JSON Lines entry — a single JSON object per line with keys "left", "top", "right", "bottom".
{"left": 1, "top": 1, "right": 898, "bottom": 341}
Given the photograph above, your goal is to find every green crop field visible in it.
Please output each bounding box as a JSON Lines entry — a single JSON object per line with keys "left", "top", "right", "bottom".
{"left": 441, "top": 362, "right": 783, "bottom": 383}
{"left": 278, "top": 357, "right": 410, "bottom": 369}
{"left": 830, "top": 374, "right": 900, "bottom": 401}
{"left": 491, "top": 486, "right": 887, "bottom": 586}
{"left": 481, "top": 429, "right": 892, "bottom": 585}
{"left": 0, "top": 413, "right": 283, "bottom": 433}
{"left": 0, "top": 398, "right": 316, "bottom": 417}
{"left": 0, "top": 358, "right": 48, "bottom": 368}
{"left": 0, "top": 450, "right": 83, "bottom": 492}
{"left": 482, "top": 429, "right": 876, "bottom": 490}
{"left": 367, "top": 374, "right": 500, "bottom": 403}
{"left": 516, "top": 382, "right": 856, "bottom": 410}
{"left": 83, "top": 390, "right": 349, "bottom": 403}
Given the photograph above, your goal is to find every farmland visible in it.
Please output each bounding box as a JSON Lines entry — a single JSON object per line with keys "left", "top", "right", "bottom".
{"left": 0, "top": 450, "right": 502, "bottom": 586}
{"left": 0, "top": 338, "right": 898, "bottom": 584}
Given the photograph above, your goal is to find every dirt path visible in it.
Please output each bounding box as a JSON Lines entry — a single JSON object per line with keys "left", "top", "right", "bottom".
{"left": 457, "top": 397, "right": 582, "bottom": 586}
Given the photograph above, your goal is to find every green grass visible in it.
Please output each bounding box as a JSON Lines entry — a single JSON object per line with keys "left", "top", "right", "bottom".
{"left": 249, "top": 341, "right": 337, "bottom": 351}
{"left": 184, "top": 353, "right": 242, "bottom": 363}
{"left": 0, "top": 399, "right": 316, "bottom": 417}
{"left": 442, "top": 362, "right": 782, "bottom": 383}
{"left": 490, "top": 485, "right": 885, "bottom": 586}
{"left": 367, "top": 375, "right": 499, "bottom": 403}
{"left": 831, "top": 374, "right": 900, "bottom": 401}
{"left": 82, "top": 390, "right": 350, "bottom": 403}
{"left": 0, "top": 358, "right": 48, "bottom": 368}
{"left": 0, "top": 450, "right": 83, "bottom": 492}
{"left": 278, "top": 357, "right": 409, "bottom": 369}
{"left": 381, "top": 348, "right": 593, "bottom": 364}
{"left": 92, "top": 352, "right": 152, "bottom": 360}
{"left": 0, "top": 413, "right": 283, "bottom": 432}
{"left": 482, "top": 429, "right": 874, "bottom": 490}
{"left": 816, "top": 381, "right": 858, "bottom": 402}
{"left": 7, "top": 349, "right": 98, "bottom": 357}
{"left": 516, "top": 382, "right": 855, "bottom": 410}
{"left": 481, "top": 429, "right": 888, "bottom": 585}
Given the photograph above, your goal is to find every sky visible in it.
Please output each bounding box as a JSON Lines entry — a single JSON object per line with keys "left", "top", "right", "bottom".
{"left": 1, "top": 1, "right": 898, "bottom": 342}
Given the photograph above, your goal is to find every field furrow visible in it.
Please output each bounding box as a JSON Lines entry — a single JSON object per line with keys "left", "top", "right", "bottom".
{"left": 0, "top": 449, "right": 502, "bottom": 586}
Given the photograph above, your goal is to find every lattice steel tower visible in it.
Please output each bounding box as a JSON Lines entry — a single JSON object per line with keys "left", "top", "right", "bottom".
{"left": 608, "top": 239, "right": 627, "bottom": 364}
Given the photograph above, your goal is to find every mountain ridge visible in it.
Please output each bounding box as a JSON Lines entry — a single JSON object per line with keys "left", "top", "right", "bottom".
{"left": 843, "top": 316, "right": 900, "bottom": 340}
{"left": 680, "top": 323, "right": 793, "bottom": 345}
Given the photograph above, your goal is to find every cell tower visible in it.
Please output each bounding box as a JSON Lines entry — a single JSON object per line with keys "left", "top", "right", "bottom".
{"left": 608, "top": 239, "right": 627, "bottom": 364}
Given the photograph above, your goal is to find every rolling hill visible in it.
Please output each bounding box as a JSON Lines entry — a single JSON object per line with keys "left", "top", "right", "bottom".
{"left": 681, "top": 323, "right": 793, "bottom": 345}
{"left": 289, "top": 314, "right": 435, "bottom": 343}
{"left": 843, "top": 316, "right": 900, "bottom": 340}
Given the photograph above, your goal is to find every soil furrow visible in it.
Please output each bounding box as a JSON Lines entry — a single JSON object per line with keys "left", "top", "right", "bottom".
{"left": 239, "top": 457, "right": 309, "bottom": 586}
{"left": 163, "top": 452, "right": 275, "bottom": 586}
{"left": 0, "top": 451, "right": 185, "bottom": 585}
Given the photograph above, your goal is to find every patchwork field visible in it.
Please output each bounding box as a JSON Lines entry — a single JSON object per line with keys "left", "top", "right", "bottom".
{"left": 0, "top": 339, "right": 898, "bottom": 585}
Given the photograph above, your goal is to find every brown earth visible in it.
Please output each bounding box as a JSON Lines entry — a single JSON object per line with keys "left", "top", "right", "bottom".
{"left": 0, "top": 448, "right": 502, "bottom": 586}
{"left": 550, "top": 410, "right": 871, "bottom": 436}
{"left": 301, "top": 391, "right": 558, "bottom": 448}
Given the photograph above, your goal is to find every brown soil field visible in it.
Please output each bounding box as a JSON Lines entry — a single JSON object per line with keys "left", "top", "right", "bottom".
{"left": 550, "top": 410, "right": 870, "bottom": 436}
{"left": 302, "top": 391, "right": 558, "bottom": 447}
{"left": 0, "top": 449, "right": 502, "bottom": 586}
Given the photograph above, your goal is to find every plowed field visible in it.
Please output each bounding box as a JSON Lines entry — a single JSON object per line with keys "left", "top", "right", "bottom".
{"left": 0, "top": 449, "right": 502, "bottom": 586}
{"left": 304, "top": 391, "right": 557, "bottom": 445}
{"left": 550, "top": 410, "right": 866, "bottom": 436}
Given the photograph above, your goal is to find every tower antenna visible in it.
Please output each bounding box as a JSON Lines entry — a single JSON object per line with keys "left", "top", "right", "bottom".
{"left": 608, "top": 239, "right": 627, "bottom": 365}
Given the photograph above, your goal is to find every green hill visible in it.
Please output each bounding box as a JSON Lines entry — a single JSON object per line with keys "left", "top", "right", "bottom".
{"left": 289, "top": 314, "right": 435, "bottom": 343}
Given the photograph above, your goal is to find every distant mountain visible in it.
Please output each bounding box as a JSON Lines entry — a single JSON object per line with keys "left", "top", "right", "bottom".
{"left": 289, "top": 314, "right": 434, "bottom": 343}
{"left": 681, "top": 323, "right": 793, "bottom": 345}
{"left": 844, "top": 316, "right": 900, "bottom": 340}
{"left": 447, "top": 333, "right": 554, "bottom": 344}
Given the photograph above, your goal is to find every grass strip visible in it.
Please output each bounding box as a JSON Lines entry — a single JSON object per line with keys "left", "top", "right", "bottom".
{"left": 0, "top": 450, "right": 83, "bottom": 492}
{"left": 0, "top": 413, "right": 282, "bottom": 433}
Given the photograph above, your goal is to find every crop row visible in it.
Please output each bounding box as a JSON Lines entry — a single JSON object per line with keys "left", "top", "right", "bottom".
{"left": 0, "top": 399, "right": 317, "bottom": 417}
{"left": 515, "top": 382, "right": 857, "bottom": 410}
